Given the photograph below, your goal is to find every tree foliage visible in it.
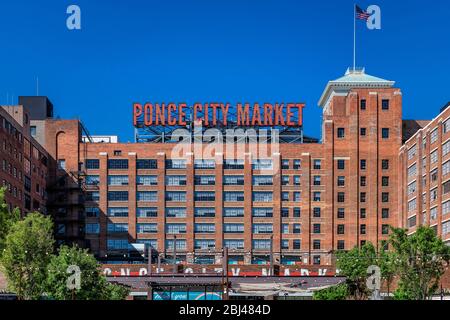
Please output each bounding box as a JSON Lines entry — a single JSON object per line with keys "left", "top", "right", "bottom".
{"left": 313, "top": 283, "right": 348, "bottom": 300}
{"left": 336, "top": 242, "right": 377, "bottom": 300}
{"left": 389, "top": 226, "right": 450, "bottom": 300}
{"left": 0, "top": 212, "right": 54, "bottom": 300}
{"left": 0, "top": 188, "right": 20, "bottom": 255}
{"left": 45, "top": 245, "right": 129, "bottom": 300}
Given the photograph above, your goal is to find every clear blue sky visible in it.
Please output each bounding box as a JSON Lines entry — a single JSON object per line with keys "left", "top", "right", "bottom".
{"left": 0, "top": 0, "right": 449, "bottom": 142}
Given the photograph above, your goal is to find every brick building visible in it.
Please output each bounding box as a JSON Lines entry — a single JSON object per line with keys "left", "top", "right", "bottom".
{"left": 399, "top": 102, "right": 450, "bottom": 244}
{"left": 1, "top": 68, "right": 447, "bottom": 267}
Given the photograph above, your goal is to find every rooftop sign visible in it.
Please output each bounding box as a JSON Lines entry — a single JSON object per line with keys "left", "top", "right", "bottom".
{"left": 133, "top": 102, "right": 305, "bottom": 127}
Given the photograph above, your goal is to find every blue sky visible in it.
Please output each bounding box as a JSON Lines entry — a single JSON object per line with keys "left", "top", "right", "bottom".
{"left": 0, "top": 0, "right": 449, "bottom": 142}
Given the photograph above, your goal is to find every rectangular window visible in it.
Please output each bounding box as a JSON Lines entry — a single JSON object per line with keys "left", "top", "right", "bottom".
{"left": 86, "top": 175, "right": 100, "bottom": 186}
{"left": 136, "top": 159, "right": 158, "bottom": 169}
{"left": 194, "top": 175, "right": 215, "bottom": 186}
{"left": 431, "top": 207, "right": 438, "bottom": 220}
{"left": 281, "top": 175, "right": 289, "bottom": 186}
{"left": 293, "top": 160, "right": 301, "bottom": 170}
{"left": 360, "top": 128, "right": 367, "bottom": 136}
{"left": 194, "top": 240, "right": 216, "bottom": 250}
{"left": 313, "top": 240, "right": 321, "bottom": 250}
{"left": 360, "top": 159, "right": 367, "bottom": 170}
{"left": 107, "top": 239, "right": 129, "bottom": 250}
{"left": 443, "top": 141, "right": 450, "bottom": 157}
{"left": 224, "top": 224, "right": 244, "bottom": 233}
{"left": 252, "top": 224, "right": 273, "bottom": 234}
{"left": 166, "top": 191, "right": 187, "bottom": 202}
{"left": 195, "top": 223, "right": 216, "bottom": 234}
{"left": 137, "top": 223, "right": 158, "bottom": 234}
{"left": 408, "top": 198, "right": 417, "bottom": 212}
{"left": 165, "top": 159, "right": 187, "bottom": 169}
{"left": 337, "top": 128, "right": 345, "bottom": 138}
{"left": 408, "top": 163, "right": 417, "bottom": 177}
{"left": 360, "top": 208, "right": 366, "bottom": 219}
{"left": 252, "top": 240, "right": 271, "bottom": 250}
{"left": 382, "top": 192, "right": 389, "bottom": 203}
{"left": 224, "top": 159, "right": 244, "bottom": 170}
{"left": 251, "top": 159, "right": 273, "bottom": 170}
{"left": 313, "top": 224, "right": 321, "bottom": 234}
{"left": 57, "top": 159, "right": 66, "bottom": 170}
{"left": 337, "top": 208, "right": 345, "bottom": 219}
{"left": 107, "top": 159, "right": 128, "bottom": 170}
{"left": 136, "top": 175, "right": 158, "bottom": 186}
{"left": 442, "top": 221, "right": 450, "bottom": 236}
{"left": 165, "top": 239, "right": 186, "bottom": 250}
{"left": 431, "top": 129, "right": 438, "bottom": 144}
{"left": 443, "top": 161, "right": 450, "bottom": 176}
{"left": 382, "top": 159, "right": 389, "bottom": 170}
{"left": 408, "top": 145, "right": 417, "bottom": 160}
{"left": 360, "top": 192, "right": 366, "bottom": 203}
{"left": 430, "top": 150, "right": 438, "bottom": 164}
{"left": 337, "top": 176, "right": 345, "bottom": 187}
{"left": 86, "top": 223, "right": 100, "bottom": 234}
{"left": 107, "top": 223, "right": 128, "bottom": 233}
{"left": 166, "top": 175, "right": 187, "bottom": 186}
{"left": 107, "top": 207, "right": 129, "bottom": 217}
{"left": 382, "top": 208, "right": 389, "bottom": 219}
{"left": 137, "top": 207, "right": 158, "bottom": 218}
{"left": 224, "top": 240, "right": 244, "bottom": 250}
{"left": 337, "top": 160, "right": 345, "bottom": 170}
{"left": 137, "top": 191, "right": 158, "bottom": 202}
{"left": 252, "top": 208, "right": 273, "bottom": 218}
{"left": 382, "top": 176, "right": 389, "bottom": 187}
{"left": 166, "top": 223, "right": 186, "bottom": 234}
{"left": 293, "top": 175, "right": 301, "bottom": 186}
{"left": 313, "top": 160, "right": 322, "bottom": 170}
{"left": 223, "top": 175, "right": 245, "bottom": 185}
{"left": 252, "top": 192, "right": 273, "bottom": 202}
{"left": 166, "top": 207, "right": 187, "bottom": 218}
{"left": 223, "top": 208, "right": 244, "bottom": 217}
{"left": 86, "top": 207, "right": 100, "bottom": 218}
{"left": 293, "top": 207, "right": 301, "bottom": 217}
{"left": 337, "top": 225, "right": 345, "bottom": 235}
{"left": 85, "top": 159, "right": 100, "bottom": 170}
{"left": 337, "top": 240, "right": 345, "bottom": 250}
{"left": 408, "top": 216, "right": 417, "bottom": 228}
{"left": 443, "top": 180, "right": 450, "bottom": 195}
{"left": 381, "top": 99, "right": 390, "bottom": 110}
{"left": 107, "top": 191, "right": 128, "bottom": 202}
{"left": 313, "top": 207, "right": 321, "bottom": 218}
{"left": 224, "top": 192, "right": 244, "bottom": 202}
{"left": 408, "top": 181, "right": 417, "bottom": 195}
{"left": 360, "top": 99, "right": 366, "bottom": 110}
{"left": 313, "top": 176, "right": 321, "bottom": 186}
{"left": 107, "top": 175, "right": 129, "bottom": 186}
{"left": 313, "top": 192, "right": 321, "bottom": 202}
{"left": 360, "top": 176, "right": 367, "bottom": 187}
{"left": 431, "top": 168, "right": 438, "bottom": 182}
{"left": 252, "top": 176, "right": 273, "bottom": 186}
{"left": 281, "top": 159, "right": 290, "bottom": 169}
{"left": 360, "top": 224, "right": 366, "bottom": 235}
{"left": 194, "top": 207, "right": 215, "bottom": 217}
{"left": 337, "top": 192, "right": 345, "bottom": 203}
{"left": 194, "top": 159, "right": 215, "bottom": 169}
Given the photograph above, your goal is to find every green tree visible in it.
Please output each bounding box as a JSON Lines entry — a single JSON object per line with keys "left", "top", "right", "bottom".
{"left": 389, "top": 226, "right": 450, "bottom": 300}
{"left": 45, "top": 245, "right": 128, "bottom": 300}
{"left": 0, "top": 212, "right": 54, "bottom": 300}
{"left": 0, "top": 188, "right": 20, "bottom": 255}
{"left": 378, "top": 248, "right": 397, "bottom": 296}
{"left": 336, "top": 242, "right": 377, "bottom": 300}
{"left": 313, "top": 283, "right": 348, "bottom": 300}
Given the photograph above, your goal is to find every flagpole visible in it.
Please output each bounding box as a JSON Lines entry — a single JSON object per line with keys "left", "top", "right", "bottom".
{"left": 353, "top": 4, "right": 356, "bottom": 71}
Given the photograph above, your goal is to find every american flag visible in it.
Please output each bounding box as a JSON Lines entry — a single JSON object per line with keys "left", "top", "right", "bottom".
{"left": 356, "top": 5, "right": 370, "bottom": 21}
